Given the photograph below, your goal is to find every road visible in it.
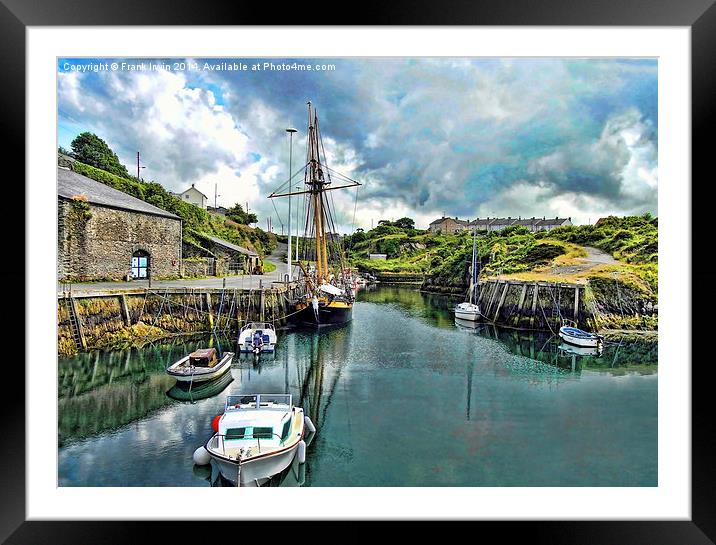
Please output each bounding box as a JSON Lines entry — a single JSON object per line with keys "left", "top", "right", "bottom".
{"left": 58, "top": 242, "right": 302, "bottom": 295}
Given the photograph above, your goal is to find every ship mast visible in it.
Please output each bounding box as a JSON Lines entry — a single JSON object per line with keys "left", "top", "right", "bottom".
{"left": 267, "top": 101, "right": 362, "bottom": 288}
{"left": 307, "top": 102, "right": 329, "bottom": 283}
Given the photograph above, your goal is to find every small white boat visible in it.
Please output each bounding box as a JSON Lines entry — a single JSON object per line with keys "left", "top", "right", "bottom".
{"left": 166, "top": 348, "right": 234, "bottom": 383}
{"left": 203, "top": 393, "right": 311, "bottom": 486}
{"left": 238, "top": 322, "right": 277, "bottom": 354}
{"left": 453, "top": 226, "right": 482, "bottom": 322}
{"left": 558, "top": 320, "right": 604, "bottom": 348}
{"left": 454, "top": 302, "right": 481, "bottom": 321}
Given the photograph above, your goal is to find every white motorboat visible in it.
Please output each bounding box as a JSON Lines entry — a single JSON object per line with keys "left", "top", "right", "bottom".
{"left": 453, "top": 225, "right": 482, "bottom": 321}
{"left": 202, "top": 393, "right": 314, "bottom": 487}
{"left": 166, "top": 348, "right": 234, "bottom": 383}
{"left": 238, "top": 322, "right": 277, "bottom": 354}
{"left": 558, "top": 320, "right": 604, "bottom": 348}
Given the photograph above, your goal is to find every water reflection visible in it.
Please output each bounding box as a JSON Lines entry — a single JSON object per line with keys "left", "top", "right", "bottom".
{"left": 166, "top": 370, "right": 234, "bottom": 402}
{"left": 58, "top": 286, "right": 657, "bottom": 487}
{"left": 452, "top": 318, "right": 656, "bottom": 375}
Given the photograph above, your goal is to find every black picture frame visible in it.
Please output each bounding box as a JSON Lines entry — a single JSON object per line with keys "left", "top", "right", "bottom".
{"left": 5, "top": 0, "right": 713, "bottom": 542}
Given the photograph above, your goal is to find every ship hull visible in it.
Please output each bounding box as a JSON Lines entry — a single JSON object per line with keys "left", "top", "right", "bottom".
{"left": 293, "top": 301, "right": 353, "bottom": 326}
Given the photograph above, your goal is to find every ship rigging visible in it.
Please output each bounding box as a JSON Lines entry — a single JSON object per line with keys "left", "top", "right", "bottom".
{"left": 269, "top": 102, "right": 361, "bottom": 326}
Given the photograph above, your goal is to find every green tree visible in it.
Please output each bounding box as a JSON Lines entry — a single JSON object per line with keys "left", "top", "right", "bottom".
{"left": 393, "top": 217, "right": 415, "bottom": 230}
{"left": 226, "top": 203, "right": 258, "bottom": 225}
{"left": 70, "top": 133, "right": 130, "bottom": 178}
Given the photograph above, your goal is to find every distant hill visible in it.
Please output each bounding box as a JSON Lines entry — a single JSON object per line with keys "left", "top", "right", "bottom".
{"left": 345, "top": 215, "right": 657, "bottom": 295}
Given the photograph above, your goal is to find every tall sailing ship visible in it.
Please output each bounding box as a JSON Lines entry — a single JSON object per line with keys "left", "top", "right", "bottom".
{"left": 269, "top": 102, "right": 361, "bottom": 326}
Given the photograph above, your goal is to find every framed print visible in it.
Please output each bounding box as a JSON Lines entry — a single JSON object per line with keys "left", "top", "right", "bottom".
{"left": 6, "top": 0, "right": 715, "bottom": 542}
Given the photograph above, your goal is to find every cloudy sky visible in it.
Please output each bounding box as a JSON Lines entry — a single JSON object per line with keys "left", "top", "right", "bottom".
{"left": 57, "top": 57, "right": 657, "bottom": 231}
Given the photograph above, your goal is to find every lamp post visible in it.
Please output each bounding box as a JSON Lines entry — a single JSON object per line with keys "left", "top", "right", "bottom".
{"left": 286, "top": 127, "right": 298, "bottom": 281}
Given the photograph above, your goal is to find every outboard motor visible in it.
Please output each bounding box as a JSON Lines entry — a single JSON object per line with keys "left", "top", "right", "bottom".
{"left": 252, "top": 330, "right": 264, "bottom": 354}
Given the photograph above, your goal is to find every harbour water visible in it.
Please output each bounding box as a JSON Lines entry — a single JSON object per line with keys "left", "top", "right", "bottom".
{"left": 58, "top": 285, "right": 657, "bottom": 487}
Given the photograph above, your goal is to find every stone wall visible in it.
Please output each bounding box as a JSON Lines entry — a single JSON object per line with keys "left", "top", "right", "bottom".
{"left": 58, "top": 200, "right": 182, "bottom": 281}
{"left": 181, "top": 258, "right": 213, "bottom": 277}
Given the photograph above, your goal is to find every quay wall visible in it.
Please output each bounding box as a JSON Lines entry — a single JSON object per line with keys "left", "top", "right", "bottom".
{"left": 58, "top": 283, "right": 305, "bottom": 357}
{"left": 423, "top": 277, "right": 658, "bottom": 333}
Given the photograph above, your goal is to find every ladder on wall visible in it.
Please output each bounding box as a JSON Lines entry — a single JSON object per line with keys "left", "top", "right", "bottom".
{"left": 64, "top": 296, "right": 84, "bottom": 351}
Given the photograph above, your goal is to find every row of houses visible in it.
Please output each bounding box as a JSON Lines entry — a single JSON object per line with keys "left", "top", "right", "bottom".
{"left": 58, "top": 155, "right": 259, "bottom": 282}
{"left": 428, "top": 216, "right": 572, "bottom": 234}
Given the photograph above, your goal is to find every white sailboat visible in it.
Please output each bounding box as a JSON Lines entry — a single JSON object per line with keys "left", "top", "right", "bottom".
{"left": 454, "top": 226, "right": 482, "bottom": 321}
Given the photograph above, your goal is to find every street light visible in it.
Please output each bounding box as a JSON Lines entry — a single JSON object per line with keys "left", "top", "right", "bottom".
{"left": 286, "top": 127, "right": 298, "bottom": 281}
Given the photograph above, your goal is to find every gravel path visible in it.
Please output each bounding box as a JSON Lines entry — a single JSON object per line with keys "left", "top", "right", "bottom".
{"left": 547, "top": 246, "right": 618, "bottom": 276}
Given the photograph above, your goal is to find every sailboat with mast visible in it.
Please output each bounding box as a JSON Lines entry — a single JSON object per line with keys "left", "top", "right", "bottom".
{"left": 269, "top": 102, "right": 361, "bottom": 326}
{"left": 454, "top": 224, "right": 482, "bottom": 321}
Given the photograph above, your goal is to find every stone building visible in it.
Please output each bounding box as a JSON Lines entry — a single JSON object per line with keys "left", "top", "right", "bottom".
{"left": 428, "top": 216, "right": 470, "bottom": 234}
{"left": 58, "top": 166, "right": 182, "bottom": 282}
{"left": 182, "top": 233, "right": 259, "bottom": 276}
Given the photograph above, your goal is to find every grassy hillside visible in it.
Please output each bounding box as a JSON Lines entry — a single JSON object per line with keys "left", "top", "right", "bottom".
{"left": 346, "top": 216, "right": 657, "bottom": 296}
{"left": 70, "top": 161, "right": 277, "bottom": 257}
{"left": 543, "top": 214, "right": 657, "bottom": 265}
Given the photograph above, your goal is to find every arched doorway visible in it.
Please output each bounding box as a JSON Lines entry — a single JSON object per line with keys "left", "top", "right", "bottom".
{"left": 131, "top": 250, "right": 150, "bottom": 279}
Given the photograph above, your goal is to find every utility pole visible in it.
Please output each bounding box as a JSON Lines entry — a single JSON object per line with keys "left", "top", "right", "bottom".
{"left": 136, "top": 151, "right": 146, "bottom": 180}
{"left": 286, "top": 127, "right": 298, "bottom": 281}
{"left": 214, "top": 183, "right": 220, "bottom": 210}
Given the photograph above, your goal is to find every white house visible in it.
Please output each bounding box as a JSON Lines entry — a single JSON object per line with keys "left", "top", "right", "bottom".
{"left": 177, "top": 184, "right": 208, "bottom": 209}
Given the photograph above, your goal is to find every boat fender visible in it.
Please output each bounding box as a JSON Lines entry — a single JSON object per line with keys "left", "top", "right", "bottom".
{"left": 193, "top": 446, "right": 211, "bottom": 466}
{"left": 304, "top": 415, "right": 316, "bottom": 434}
{"left": 211, "top": 415, "right": 221, "bottom": 433}
{"left": 297, "top": 440, "right": 307, "bottom": 464}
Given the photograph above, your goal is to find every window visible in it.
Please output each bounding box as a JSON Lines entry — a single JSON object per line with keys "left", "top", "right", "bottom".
{"left": 225, "top": 426, "right": 274, "bottom": 440}
{"left": 226, "top": 427, "right": 247, "bottom": 440}
{"left": 281, "top": 419, "right": 291, "bottom": 442}
{"left": 131, "top": 251, "right": 150, "bottom": 279}
{"left": 252, "top": 427, "right": 273, "bottom": 439}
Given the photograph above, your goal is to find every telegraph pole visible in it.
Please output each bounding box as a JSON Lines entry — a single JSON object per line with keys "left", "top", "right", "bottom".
{"left": 214, "top": 183, "right": 220, "bottom": 210}
{"left": 136, "top": 151, "right": 146, "bottom": 180}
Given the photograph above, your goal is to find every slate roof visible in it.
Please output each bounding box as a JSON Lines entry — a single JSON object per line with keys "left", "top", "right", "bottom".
{"left": 57, "top": 167, "right": 181, "bottom": 220}
{"left": 180, "top": 185, "right": 208, "bottom": 199}
{"left": 201, "top": 234, "right": 259, "bottom": 257}
{"left": 429, "top": 217, "right": 469, "bottom": 226}
{"left": 536, "top": 217, "right": 570, "bottom": 227}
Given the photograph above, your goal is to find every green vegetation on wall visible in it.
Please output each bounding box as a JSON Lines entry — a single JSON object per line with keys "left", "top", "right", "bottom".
{"left": 70, "top": 160, "right": 276, "bottom": 257}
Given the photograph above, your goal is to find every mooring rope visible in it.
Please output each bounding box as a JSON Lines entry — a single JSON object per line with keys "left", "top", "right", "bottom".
{"left": 134, "top": 286, "right": 308, "bottom": 333}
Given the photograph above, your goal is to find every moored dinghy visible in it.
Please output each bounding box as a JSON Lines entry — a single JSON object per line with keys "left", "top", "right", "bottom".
{"left": 166, "top": 347, "right": 234, "bottom": 383}
{"left": 558, "top": 320, "right": 604, "bottom": 348}
{"left": 200, "top": 393, "right": 315, "bottom": 487}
